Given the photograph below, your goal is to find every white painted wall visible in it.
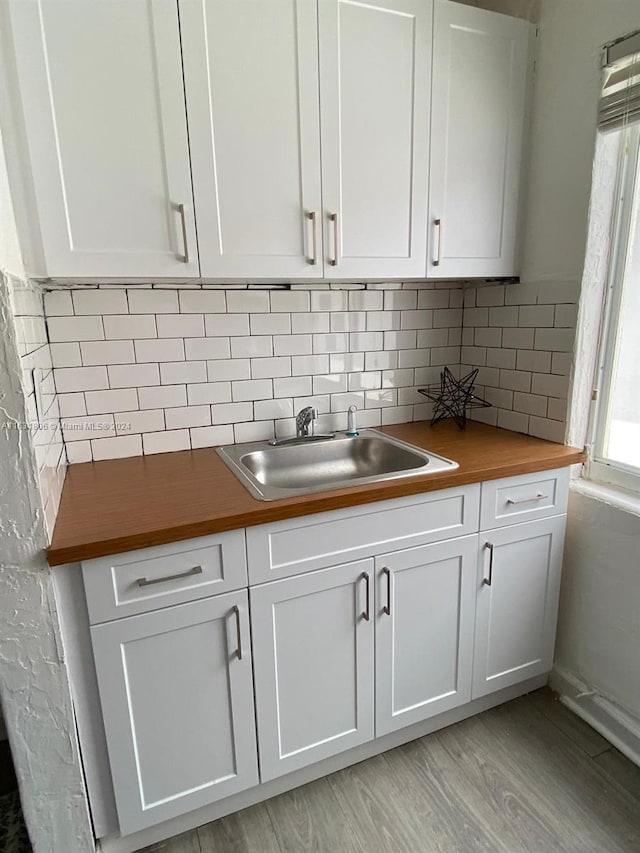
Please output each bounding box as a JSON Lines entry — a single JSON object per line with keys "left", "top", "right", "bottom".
{"left": 0, "top": 127, "right": 94, "bottom": 849}
{"left": 524, "top": 0, "right": 640, "bottom": 723}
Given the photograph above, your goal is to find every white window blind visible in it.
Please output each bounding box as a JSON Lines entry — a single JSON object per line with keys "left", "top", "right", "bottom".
{"left": 600, "top": 30, "right": 640, "bottom": 133}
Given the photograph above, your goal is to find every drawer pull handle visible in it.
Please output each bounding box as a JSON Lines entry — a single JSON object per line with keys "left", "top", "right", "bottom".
{"left": 232, "top": 605, "right": 243, "bottom": 660}
{"left": 329, "top": 212, "right": 339, "bottom": 266}
{"left": 382, "top": 567, "right": 391, "bottom": 616}
{"left": 361, "top": 572, "right": 371, "bottom": 621}
{"left": 177, "top": 202, "right": 190, "bottom": 264}
{"left": 136, "top": 565, "right": 203, "bottom": 587}
{"left": 483, "top": 542, "right": 494, "bottom": 586}
{"left": 506, "top": 493, "right": 549, "bottom": 506}
{"left": 306, "top": 210, "right": 318, "bottom": 265}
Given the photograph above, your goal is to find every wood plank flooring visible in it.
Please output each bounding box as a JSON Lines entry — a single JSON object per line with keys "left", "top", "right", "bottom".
{"left": 142, "top": 689, "right": 640, "bottom": 853}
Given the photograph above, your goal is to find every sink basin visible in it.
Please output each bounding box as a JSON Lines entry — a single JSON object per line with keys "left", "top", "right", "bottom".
{"left": 217, "top": 429, "right": 458, "bottom": 501}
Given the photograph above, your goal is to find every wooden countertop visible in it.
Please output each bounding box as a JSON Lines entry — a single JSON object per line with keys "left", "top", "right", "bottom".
{"left": 48, "top": 421, "right": 585, "bottom": 566}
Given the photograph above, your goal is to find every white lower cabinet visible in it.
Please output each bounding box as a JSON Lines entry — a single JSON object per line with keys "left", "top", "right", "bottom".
{"left": 472, "top": 515, "right": 566, "bottom": 699}
{"left": 250, "top": 559, "right": 375, "bottom": 781}
{"left": 81, "top": 472, "right": 570, "bottom": 842}
{"left": 375, "top": 535, "right": 478, "bottom": 736}
{"left": 90, "top": 591, "right": 258, "bottom": 835}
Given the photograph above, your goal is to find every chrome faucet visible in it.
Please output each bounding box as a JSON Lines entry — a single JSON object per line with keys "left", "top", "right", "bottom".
{"left": 268, "top": 406, "right": 335, "bottom": 446}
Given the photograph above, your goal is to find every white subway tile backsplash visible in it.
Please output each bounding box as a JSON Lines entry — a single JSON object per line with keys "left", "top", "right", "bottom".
{"left": 251, "top": 357, "right": 291, "bottom": 379}
{"left": 179, "top": 290, "right": 226, "bottom": 314}
{"left": 331, "top": 392, "right": 365, "bottom": 412}
{"left": 497, "top": 409, "right": 529, "bottom": 433}
{"left": 433, "top": 308, "right": 462, "bottom": 329}
{"left": 72, "top": 289, "right": 127, "bottom": 315}
{"left": 502, "top": 327, "right": 535, "bottom": 349}
{"left": 80, "top": 340, "right": 135, "bottom": 366}
{"left": 348, "top": 371, "right": 381, "bottom": 391}
{"left": 382, "top": 405, "right": 413, "bottom": 425}
{"left": 292, "top": 394, "right": 330, "bottom": 415}
{"left": 138, "top": 384, "right": 187, "bottom": 410}
{"left": 530, "top": 372, "right": 570, "bottom": 398}
{"left": 48, "top": 315, "right": 104, "bottom": 342}
{"left": 330, "top": 352, "right": 364, "bottom": 373}
{"left": 134, "top": 338, "right": 184, "bottom": 363}
{"left": 108, "top": 362, "right": 160, "bottom": 388}
{"left": 128, "top": 290, "right": 179, "bottom": 314}
{"left": 231, "top": 378, "right": 273, "bottom": 402}
{"left": 312, "top": 333, "right": 348, "bottom": 354}
{"left": 384, "top": 330, "right": 416, "bottom": 350}
{"left": 551, "top": 352, "right": 572, "bottom": 375}
{"left": 233, "top": 420, "right": 275, "bottom": 443}
{"left": 385, "top": 291, "right": 418, "bottom": 311}
{"left": 349, "top": 291, "right": 383, "bottom": 311}
{"left": 231, "top": 336, "right": 273, "bottom": 359}
{"left": 314, "top": 374, "right": 348, "bottom": 394}
{"left": 160, "top": 361, "right": 207, "bottom": 385}
{"left": 212, "top": 402, "right": 253, "bottom": 425}
{"left": 270, "top": 291, "right": 310, "bottom": 313}
{"left": 185, "top": 337, "right": 231, "bottom": 360}
{"left": 292, "top": 354, "right": 329, "bottom": 376}
{"left": 273, "top": 376, "right": 312, "bottom": 398}
{"left": 157, "top": 314, "right": 205, "bottom": 338}
{"left": 143, "top": 429, "right": 191, "bottom": 455}
{"left": 115, "top": 409, "right": 164, "bottom": 435}
{"left": 165, "top": 405, "right": 211, "bottom": 430}
{"left": 474, "top": 327, "right": 502, "bottom": 348}
{"left": 365, "top": 388, "right": 396, "bottom": 408}
{"left": 226, "top": 291, "right": 270, "bottom": 313}
{"left": 250, "top": 313, "right": 291, "bottom": 335}
{"left": 366, "top": 311, "right": 400, "bottom": 332}
{"left": 50, "top": 342, "right": 81, "bottom": 368}
{"left": 311, "top": 291, "right": 347, "bottom": 312}
{"left": 85, "top": 388, "right": 138, "bottom": 415}
{"left": 190, "top": 424, "right": 234, "bottom": 449}
{"left": 475, "top": 285, "right": 506, "bottom": 307}
{"left": 293, "top": 311, "right": 329, "bottom": 333}
{"left": 66, "top": 440, "right": 92, "bottom": 463}
{"left": 513, "top": 392, "right": 548, "bottom": 417}
{"left": 273, "top": 334, "right": 312, "bottom": 356}
{"left": 58, "top": 392, "right": 87, "bottom": 418}
{"left": 104, "top": 314, "right": 156, "bottom": 340}
{"left": 486, "top": 348, "right": 517, "bottom": 370}
{"left": 382, "top": 368, "right": 413, "bottom": 388}
{"left": 62, "top": 414, "right": 115, "bottom": 443}
{"left": 206, "top": 313, "right": 250, "bottom": 337}
{"left": 44, "top": 290, "right": 73, "bottom": 316}
{"left": 350, "top": 332, "right": 383, "bottom": 352}
{"left": 54, "top": 365, "right": 109, "bottom": 393}
{"left": 367, "top": 350, "right": 399, "bottom": 371}
{"left": 534, "top": 327, "right": 575, "bottom": 352}
{"left": 330, "top": 311, "right": 365, "bottom": 332}
{"left": 187, "top": 382, "right": 232, "bottom": 405}
{"left": 207, "top": 358, "right": 251, "bottom": 382}
{"left": 91, "top": 434, "right": 142, "bottom": 461}
{"left": 254, "top": 398, "right": 293, "bottom": 421}
{"left": 519, "top": 305, "right": 555, "bottom": 328}
{"left": 528, "top": 416, "right": 565, "bottom": 443}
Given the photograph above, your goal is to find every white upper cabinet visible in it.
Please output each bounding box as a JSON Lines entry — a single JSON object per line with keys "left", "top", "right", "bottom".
{"left": 318, "top": 0, "right": 432, "bottom": 279}
{"left": 7, "top": 0, "right": 198, "bottom": 278}
{"left": 181, "top": 0, "right": 323, "bottom": 279}
{"left": 428, "top": 1, "right": 533, "bottom": 279}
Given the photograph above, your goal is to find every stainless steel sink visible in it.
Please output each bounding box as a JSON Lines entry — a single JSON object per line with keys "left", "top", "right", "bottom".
{"left": 217, "top": 429, "right": 458, "bottom": 501}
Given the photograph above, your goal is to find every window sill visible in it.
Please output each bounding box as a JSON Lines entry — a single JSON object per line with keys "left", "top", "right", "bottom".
{"left": 570, "top": 477, "right": 640, "bottom": 518}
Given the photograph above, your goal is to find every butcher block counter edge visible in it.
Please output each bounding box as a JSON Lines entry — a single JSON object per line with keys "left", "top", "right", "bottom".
{"left": 48, "top": 421, "right": 585, "bottom": 566}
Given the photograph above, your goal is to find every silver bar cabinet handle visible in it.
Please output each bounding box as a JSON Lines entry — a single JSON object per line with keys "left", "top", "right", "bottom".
{"left": 483, "top": 543, "right": 494, "bottom": 586}
{"left": 177, "top": 202, "right": 189, "bottom": 264}
{"left": 136, "top": 565, "right": 203, "bottom": 587}
{"left": 382, "top": 567, "right": 391, "bottom": 615}
{"left": 306, "top": 211, "right": 318, "bottom": 265}
{"left": 329, "top": 212, "right": 339, "bottom": 266}
{"left": 361, "top": 572, "right": 371, "bottom": 621}
{"left": 433, "top": 218, "right": 442, "bottom": 267}
{"left": 506, "top": 493, "right": 549, "bottom": 505}
{"left": 232, "top": 605, "right": 242, "bottom": 660}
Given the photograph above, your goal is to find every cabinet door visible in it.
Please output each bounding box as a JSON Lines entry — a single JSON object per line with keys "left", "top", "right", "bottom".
{"left": 472, "top": 516, "right": 566, "bottom": 699}
{"left": 375, "top": 535, "right": 477, "bottom": 737}
{"left": 428, "top": 1, "right": 533, "bottom": 278}
{"left": 318, "top": 0, "right": 431, "bottom": 278}
{"left": 8, "top": 0, "right": 198, "bottom": 278}
{"left": 250, "top": 560, "right": 374, "bottom": 781}
{"left": 180, "top": 0, "right": 323, "bottom": 279}
{"left": 91, "top": 592, "right": 258, "bottom": 835}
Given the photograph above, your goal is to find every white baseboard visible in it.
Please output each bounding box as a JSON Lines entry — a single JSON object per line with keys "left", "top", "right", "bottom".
{"left": 550, "top": 666, "right": 640, "bottom": 767}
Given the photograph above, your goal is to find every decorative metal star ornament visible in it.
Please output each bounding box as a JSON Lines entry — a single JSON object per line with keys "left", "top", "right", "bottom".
{"left": 418, "top": 366, "right": 491, "bottom": 430}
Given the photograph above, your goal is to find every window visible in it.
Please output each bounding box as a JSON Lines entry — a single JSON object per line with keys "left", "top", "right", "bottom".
{"left": 588, "top": 124, "right": 640, "bottom": 492}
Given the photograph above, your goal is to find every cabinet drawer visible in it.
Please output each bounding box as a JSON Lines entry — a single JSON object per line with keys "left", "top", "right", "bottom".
{"left": 82, "top": 531, "right": 247, "bottom": 624}
{"left": 246, "top": 485, "right": 480, "bottom": 584}
{"left": 480, "top": 468, "right": 569, "bottom": 530}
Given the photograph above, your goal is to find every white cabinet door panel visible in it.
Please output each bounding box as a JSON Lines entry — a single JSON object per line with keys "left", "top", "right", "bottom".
{"left": 91, "top": 592, "right": 258, "bottom": 835}
{"left": 473, "top": 516, "right": 565, "bottom": 698}
{"left": 251, "top": 559, "right": 374, "bottom": 781}
{"left": 8, "top": 0, "right": 198, "bottom": 278}
{"left": 318, "top": 0, "right": 431, "bottom": 278}
{"left": 375, "top": 535, "right": 477, "bottom": 736}
{"left": 181, "top": 0, "right": 323, "bottom": 278}
{"left": 429, "top": 1, "right": 532, "bottom": 278}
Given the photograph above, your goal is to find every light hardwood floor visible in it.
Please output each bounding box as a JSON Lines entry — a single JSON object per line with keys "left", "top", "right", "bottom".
{"left": 143, "top": 689, "right": 640, "bottom": 853}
